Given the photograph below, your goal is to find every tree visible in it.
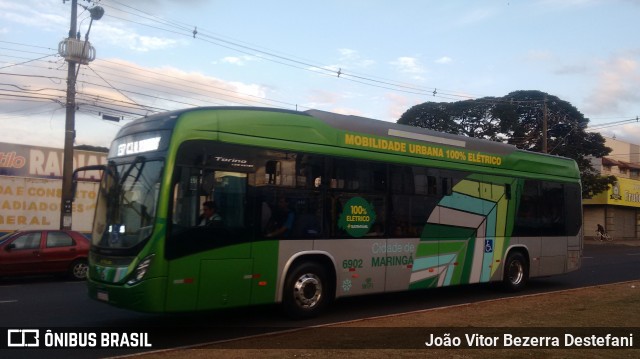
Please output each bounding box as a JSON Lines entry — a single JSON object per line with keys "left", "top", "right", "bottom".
{"left": 398, "top": 90, "right": 615, "bottom": 197}
{"left": 399, "top": 101, "right": 462, "bottom": 134}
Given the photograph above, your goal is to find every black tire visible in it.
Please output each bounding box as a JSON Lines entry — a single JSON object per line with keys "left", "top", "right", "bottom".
{"left": 502, "top": 251, "right": 528, "bottom": 292}
{"left": 282, "top": 262, "right": 332, "bottom": 319}
{"left": 69, "top": 259, "right": 88, "bottom": 280}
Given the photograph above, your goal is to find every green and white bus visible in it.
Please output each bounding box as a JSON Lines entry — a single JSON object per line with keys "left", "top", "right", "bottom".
{"left": 79, "top": 107, "right": 583, "bottom": 318}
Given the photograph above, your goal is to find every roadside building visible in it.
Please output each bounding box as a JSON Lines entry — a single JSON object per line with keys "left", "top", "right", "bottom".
{"left": 0, "top": 142, "right": 107, "bottom": 236}
{"left": 583, "top": 137, "right": 640, "bottom": 240}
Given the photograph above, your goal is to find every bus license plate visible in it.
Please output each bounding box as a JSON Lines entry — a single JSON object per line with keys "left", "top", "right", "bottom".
{"left": 97, "top": 291, "right": 109, "bottom": 302}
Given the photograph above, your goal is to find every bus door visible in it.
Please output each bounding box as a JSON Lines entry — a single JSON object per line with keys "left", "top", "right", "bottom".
{"left": 435, "top": 173, "right": 481, "bottom": 287}
{"left": 443, "top": 175, "right": 505, "bottom": 285}
{"left": 478, "top": 177, "right": 508, "bottom": 283}
{"left": 196, "top": 171, "right": 252, "bottom": 310}
{"left": 166, "top": 157, "right": 252, "bottom": 311}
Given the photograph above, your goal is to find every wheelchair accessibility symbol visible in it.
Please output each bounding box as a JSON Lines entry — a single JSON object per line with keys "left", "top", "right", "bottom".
{"left": 484, "top": 239, "right": 494, "bottom": 253}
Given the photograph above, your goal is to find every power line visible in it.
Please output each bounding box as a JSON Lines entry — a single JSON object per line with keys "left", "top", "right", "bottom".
{"left": 3, "top": 44, "right": 638, "bottom": 136}
{"left": 91, "top": 58, "right": 301, "bottom": 108}
{"left": 0, "top": 53, "right": 59, "bottom": 70}
{"left": 0, "top": 40, "right": 58, "bottom": 51}
{"left": 3, "top": 5, "right": 637, "bottom": 122}
{"left": 1, "top": 60, "right": 295, "bottom": 113}
{"left": 587, "top": 117, "right": 639, "bottom": 131}
{"left": 85, "top": 64, "right": 153, "bottom": 112}
{"left": 0, "top": 37, "right": 604, "bottom": 121}
{"left": 98, "top": 0, "right": 496, "bottom": 101}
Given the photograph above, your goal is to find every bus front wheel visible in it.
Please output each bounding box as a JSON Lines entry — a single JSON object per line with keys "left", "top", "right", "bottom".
{"left": 503, "top": 251, "right": 529, "bottom": 292}
{"left": 282, "top": 262, "right": 331, "bottom": 319}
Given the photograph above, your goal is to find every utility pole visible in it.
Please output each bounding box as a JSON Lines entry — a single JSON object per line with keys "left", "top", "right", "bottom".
{"left": 58, "top": 0, "right": 100, "bottom": 229}
{"left": 542, "top": 95, "right": 548, "bottom": 154}
{"left": 59, "top": 0, "right": 79, "bottom": 230}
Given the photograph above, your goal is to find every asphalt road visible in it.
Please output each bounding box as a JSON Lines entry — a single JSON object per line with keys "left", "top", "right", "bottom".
{"left": 1, "top": 242, "right": 639, "bottom": 358}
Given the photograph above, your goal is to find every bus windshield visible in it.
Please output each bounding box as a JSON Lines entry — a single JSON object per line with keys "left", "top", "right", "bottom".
{"left": 92, "top": 158, "right": 164, "bottom": 250}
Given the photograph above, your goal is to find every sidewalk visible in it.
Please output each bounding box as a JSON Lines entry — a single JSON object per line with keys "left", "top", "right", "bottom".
{"left": 584, "top": 237, "right": 640, "bottom": 246}
{"left": 140, "top": 280, "right": 640, "bottom": 359}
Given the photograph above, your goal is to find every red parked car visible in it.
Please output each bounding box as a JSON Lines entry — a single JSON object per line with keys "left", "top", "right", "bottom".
{"left": 0, "top": 230, "right": 90, "bottom": 280}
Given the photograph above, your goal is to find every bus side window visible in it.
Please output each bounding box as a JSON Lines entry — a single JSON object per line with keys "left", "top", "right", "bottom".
{"left": 170, "top": 167, "right": 201, "bottom": 229}
{"left": 427, "top": 176, "right": 437, "bottom": 196}
{"left": 442, "top": 177, "right": 452, "bottom": 196}
{"left": 266, "top": 160, "right": 280, "bottom": 185}
{"left": 296, "top": 154, "right": 324, "bottom": 189}
{"left": 260, "top": 190, "right": 322, "bottom": 239}
{"left": 513, "top": 180, "right": 566, "bottom": 236}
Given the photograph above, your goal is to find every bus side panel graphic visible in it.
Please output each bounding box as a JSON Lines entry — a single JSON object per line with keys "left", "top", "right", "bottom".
{"left": 410, "top": 177, "right": 515, "bottom": 289}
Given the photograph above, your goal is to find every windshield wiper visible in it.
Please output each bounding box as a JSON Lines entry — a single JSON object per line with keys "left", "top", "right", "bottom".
{"left": 120, "top": 156, "right": 146, "bottom": 188}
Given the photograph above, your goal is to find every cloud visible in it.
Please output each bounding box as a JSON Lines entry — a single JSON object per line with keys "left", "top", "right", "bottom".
{"left": 0, "top": 1, "right": 67, "bottom": 31}
{"left": 584, "top": 55, "right": 640, "bottom": 115}
{"left": 0, "top": 1, "right": 183, "bottom": 53}
{"left": 102, "top": 0, "right": 210, "bottom": 14}
{"left": 600, "top": 123, "right": 640, "bottom": 145}
{"left": 385, "top": 93, "right": 413, "bottom": 122}
{"left": 525, "top": 50, "right": 554, "bottom": 62}
{"left": 306, "top": 89, "right": 342, "bottom": 106}
{"left": 0, "top": 57, "right": 269, "bottom": 146}
{"left": 330, "top": 107, "right": 366, "bottom": 117}
{"left": 221, "top": 55, "right": 256, "bottom": 66}
{"left": 553, "top": 64, "right": 588, "bottom": 75}
{"left": 228, "top": 81, "right": 265, "bottom": 98}
{"left": 524, "top": 50, "right": 588, "bottom": 76}
{"left": 455, "top": 8, "right": 496, "bottom": 27}
{"left": 119, "top": 0, "right": 209, "bottom": 6}
{"left": 338, "top": 48, "right": 357, "bottom": 58}
{"left": 435, "top": 56, "right": 453, "bottom": 64}
{"left": 535, "top": 0, "right": 600, "bottom": 9}
{"left": 93, "top": 22, "right": 182, "bottom": 52}
{"left": 335, "top": 48, "right": 375, "bottom": 69}
{"left": 391, "top": 57, "right": 425, "bottom": 74}
{"left": 137, "top": 36, "right": 179, "bottom": 52}
{"left": 88, "top": 59, "right": 268, "bottom": 108}
{"left": 310, "top": 48, "right": 374, "bottom": 77}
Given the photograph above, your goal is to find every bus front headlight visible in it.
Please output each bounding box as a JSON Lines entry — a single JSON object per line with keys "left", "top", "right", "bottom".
{"left": 127, "top": 254, "right": 155, "bottom": 286}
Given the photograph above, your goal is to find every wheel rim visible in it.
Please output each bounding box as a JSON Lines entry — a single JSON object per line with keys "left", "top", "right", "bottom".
{"left": 507, "top": 260, "right": 524, "bottom": 285}
{"left": 73, "top": 262, "right": 88, "bottom": 279}
{"left": 292, "top": 273, "right": 322, "bottom": 309}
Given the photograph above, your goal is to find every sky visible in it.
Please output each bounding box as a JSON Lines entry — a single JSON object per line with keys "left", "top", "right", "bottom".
{"left": 1, "top": 0, "right": 639, "bottom": 149}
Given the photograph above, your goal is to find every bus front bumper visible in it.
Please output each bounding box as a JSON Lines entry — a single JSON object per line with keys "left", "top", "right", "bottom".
{"left": 87, "top": 276, "right": 167, "bottom": 313}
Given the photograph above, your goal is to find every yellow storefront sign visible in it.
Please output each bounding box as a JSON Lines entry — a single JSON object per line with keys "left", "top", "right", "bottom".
{"left": 584, "top": 177, "right": 640, "bottom": 208}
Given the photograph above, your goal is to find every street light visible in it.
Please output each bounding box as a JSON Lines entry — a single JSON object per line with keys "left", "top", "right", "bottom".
{"left": 57, "top": 1, "right": 103, "bottom": 230}
{"left": 88, "top": 6, "right": 105, "bottom": 21}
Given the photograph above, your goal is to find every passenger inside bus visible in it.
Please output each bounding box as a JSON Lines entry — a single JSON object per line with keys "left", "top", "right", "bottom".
{"left": 264, "top": 197, "right": 295, "bottom": 238}
{"left": 198, "top": 201, "right": 222, "bottom": 226}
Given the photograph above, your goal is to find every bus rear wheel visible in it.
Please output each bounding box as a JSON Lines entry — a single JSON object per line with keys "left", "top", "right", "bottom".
{"left": 282, "top": 262, "right": 331, "bottom": 319}
{"left": 503, "top": 251, "right": 528, "bottom": 292}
